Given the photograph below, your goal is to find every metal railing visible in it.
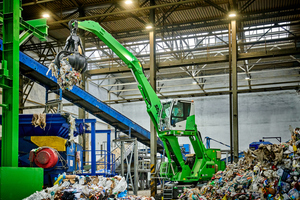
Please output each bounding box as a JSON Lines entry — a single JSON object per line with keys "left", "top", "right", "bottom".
{"left": 81, "top": 150, "right": 115, "bottom": 176}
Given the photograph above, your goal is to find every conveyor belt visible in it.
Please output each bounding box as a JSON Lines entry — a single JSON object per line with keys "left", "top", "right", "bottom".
{"left": 0, "top": 39, "right": 163, "bottom": 152}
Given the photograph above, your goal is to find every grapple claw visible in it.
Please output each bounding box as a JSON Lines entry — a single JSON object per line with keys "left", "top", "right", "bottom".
{"left": 54, "top": 19, "right": 87, "bottom": 73}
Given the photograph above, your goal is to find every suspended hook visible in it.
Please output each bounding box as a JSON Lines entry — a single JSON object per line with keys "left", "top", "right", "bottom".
{"left": 68, "top": 19, "right": 78, "bottom": 35}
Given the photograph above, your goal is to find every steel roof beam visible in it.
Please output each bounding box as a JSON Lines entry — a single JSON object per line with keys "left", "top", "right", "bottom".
{"left": 69, "top": 0, "right": 79, "bottom": 7}
{"left": 69, "top": 6, "right": 298, "bottom": 41}
{"left": 85, "top": 36, "right": 300, "bottom": 64}
{"left": 21, "top": 15, "right": 300, "bottom": 52}
{"left": 22, "top": 0, "right": 56, "bottom": 7}
{"left": 204, "top": 0, "right": 227, "bottom": 13}
{"left": 47, "top": 0, "right": 205, "bottom": 25}
{"left": 103, "top": 85, "right": 300, "bottom": 104}
{"left": 86, "top": 48, "right": 300, "bottom": 75}
{"left": 240, "top": 0, "right": 256, "bottom": 12}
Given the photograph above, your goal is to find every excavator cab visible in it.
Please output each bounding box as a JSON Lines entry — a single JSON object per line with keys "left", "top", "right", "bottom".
{"left": 159, "top": 99, "right": 195, "bottom": 131}
{"left": 54, "top": 20, "right": 87, "bottom": 73}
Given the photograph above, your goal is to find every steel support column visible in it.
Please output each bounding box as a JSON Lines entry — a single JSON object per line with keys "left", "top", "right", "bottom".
{"left": 1, "top": 0, "right": 20, "bottom": 167}
{"left": 231, "top": 20, "right": 239, "bottom": 162}
{"left": 91, "top": 121, "right": 96, "bottom": 175}
{"left": 79, "top": 76, "right": 86, "bottom": 119}
{"left": 0, "top": 2, "right": 47, "bottom": 199}
{"left": 228, "top": 23, "right": 233, "bottom": 163}
{"left": 78, "top": 9, "right": 87, "bottom": 156}
{"left": 149, "top": 0, "right": 157, "bottom": 197}
{"left": 134, "top": 138, "right": 138, "bottom": 196}
{"left": 107, "top": 131, "right": 111, "bottom": 171}
{"left": 121, "top": 141, "right": 125, "bottom": 177}
{"left": 19, "top": 75, "right": 24, "bottom": 114}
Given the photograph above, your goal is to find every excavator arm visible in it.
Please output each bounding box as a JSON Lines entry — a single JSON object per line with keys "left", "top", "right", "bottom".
{"left": 77, "top": 21, "right": 162, "bottom": 131}
{"left": 65, "top": 20, "right": 225, "bottom": 183}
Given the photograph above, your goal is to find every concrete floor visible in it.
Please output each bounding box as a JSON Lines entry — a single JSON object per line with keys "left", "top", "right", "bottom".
{"left": 127, "top": 190, "right": 162, "bottom": 197}
{"left": 138, "top": 190, "right": 151, "bottom": 196}
{"left": 127, "top": 190, "right": 150, "bottom": 196}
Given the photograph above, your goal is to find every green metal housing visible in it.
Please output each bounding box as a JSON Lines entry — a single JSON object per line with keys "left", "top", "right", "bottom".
{"left": 0, "top": 167, "right": 44, "bottom": 200}
{"left": 74, "top": 20, "right": 225, "bottom": 183}
{"left": 0, "top": 1, "right": 48, "bottom": 199}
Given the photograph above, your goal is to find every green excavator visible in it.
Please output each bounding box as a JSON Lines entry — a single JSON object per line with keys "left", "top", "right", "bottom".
{"left": 55, "top": 20, "right": 225, "bottom": 185}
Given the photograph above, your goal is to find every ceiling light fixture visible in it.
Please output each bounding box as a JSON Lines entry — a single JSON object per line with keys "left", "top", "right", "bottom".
{"left": 146, "top": 24, "right": 153, "bottom": 29}
{"left": 125, "top": 0, "right": 133, "bottom": 4}
{"left": 245, "top": 74, "right": 251, "bottom": 80}
{"left": 42, "top": 13, "right": 50, "bottom": 18}
{"left": 228, "top": 12, "right": 237, "bottom": 18}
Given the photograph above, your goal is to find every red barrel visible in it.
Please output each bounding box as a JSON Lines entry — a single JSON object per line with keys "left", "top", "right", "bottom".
{"left": 30, "top": 148, "right": 58, "bottom": 168}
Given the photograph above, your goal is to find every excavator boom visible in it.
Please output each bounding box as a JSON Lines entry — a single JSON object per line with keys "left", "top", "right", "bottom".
{"left": 63, "top": 20, "right": 225, "bottom": 184}
{"left": 77, "top": 21, "right": 162, "bottom": 130}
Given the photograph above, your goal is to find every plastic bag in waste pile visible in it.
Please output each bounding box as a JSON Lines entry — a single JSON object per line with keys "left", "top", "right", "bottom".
{"left": 23, "top": 175, "right": 129, "bottom": 200}
{"left": 177, "top": 188, "right": 207, "bottom": 200}
{"left": 191, "top": 127, "right": 300, "bottom": 200}
{"left": 47, "top": 58, "right": 82, "bottom": 91}
{"left": 24, "top": 174, "right": 156, "bottom": 200}
{"left": 120, "top": 196, "right": 155, "bottom": 200}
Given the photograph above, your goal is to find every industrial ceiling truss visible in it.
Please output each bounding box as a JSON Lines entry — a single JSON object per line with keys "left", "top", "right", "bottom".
{"left": 18, "top": 0, "right": 300, "bottom": 104}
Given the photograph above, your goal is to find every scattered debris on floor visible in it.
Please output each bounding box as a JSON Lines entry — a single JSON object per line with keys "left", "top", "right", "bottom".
{"left": 24, "top": 126, "right": 300, "bottom": 200}
{"left": 23, "top": 175, "right": 154, "bottom": 200}
{"left": 178, "top": 126, "right": 300, "bottom": 200}
{"left": 178, "top": 188, "right": 206, "bottom": 200}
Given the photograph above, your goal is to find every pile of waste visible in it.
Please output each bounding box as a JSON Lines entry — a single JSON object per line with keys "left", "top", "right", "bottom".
{"left": 47, "top": 59, "right": 82, "bottom": 91}
{"left": 179, "top": 127, "right": 300, "bottom": 200}
{"left": 178, "top": 188, "right": 207, "bottom": 199}
{"left": 24, "top": 174, "right": 156, "bottom": 200}
{"left": 24, "top": 175, "right": 129, "bottom": 200}
{"left": 120, "top": 196, "right": 154, "bottom": 200}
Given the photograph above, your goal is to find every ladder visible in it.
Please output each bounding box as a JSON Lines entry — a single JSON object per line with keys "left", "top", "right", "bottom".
{"left": 96, "top": 142, "right": 133, "bottom": 171}
{"left": 45, "top": 88, "right": 63, "bottom": 113}
{"left": 163, "top": 183, "right": 175, "bottom": 200}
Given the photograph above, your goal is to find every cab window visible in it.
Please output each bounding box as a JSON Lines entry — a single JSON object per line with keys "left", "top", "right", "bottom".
{"left": 171, "top": 102, "right": 191, "bottom": 126}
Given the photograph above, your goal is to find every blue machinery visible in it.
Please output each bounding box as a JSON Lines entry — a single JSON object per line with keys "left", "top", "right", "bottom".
{"left": 0, "top": 39, "right": 164, "bottom": 153}
{"left": 84, "top": 128, "right": 113, "bottom": 175}
{"left": 0, "top": 114, "right": 115, "bottom": 185}
{"left": 204, "top": 137, "right": 231, "bottom": 149}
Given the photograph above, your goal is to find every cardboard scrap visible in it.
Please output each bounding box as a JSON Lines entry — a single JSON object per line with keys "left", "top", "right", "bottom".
{"left": 31, "top": 113, "right": 46, "bottom": 130}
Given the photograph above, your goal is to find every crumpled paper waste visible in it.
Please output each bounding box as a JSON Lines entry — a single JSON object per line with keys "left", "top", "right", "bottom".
{"left": 24, "top": 175, "right": 156, "bottom": 200}
{"left": 177, "top": 188, "right": 207, "bottom": 200}
{"left": 32, "top": 113, "right": 46, "bottom": 130}
{"left": 24, "top": 175, "right": 129, "bottom": 200}
{"left": 121, "top": 196, "right": 155, "bottom": 200}
{"left": 47, "top": 58, "right": 82, "bottom": 91}
{"left": 193, "top": 127, "right": 300, "bottom": 200}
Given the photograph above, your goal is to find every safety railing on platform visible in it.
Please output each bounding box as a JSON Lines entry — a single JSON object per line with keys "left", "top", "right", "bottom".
{"left": 81, "top": 150, "right": 115, "bottom": 176}
{"left": 114, "top": 142, "right": 134, "bottom": 170}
